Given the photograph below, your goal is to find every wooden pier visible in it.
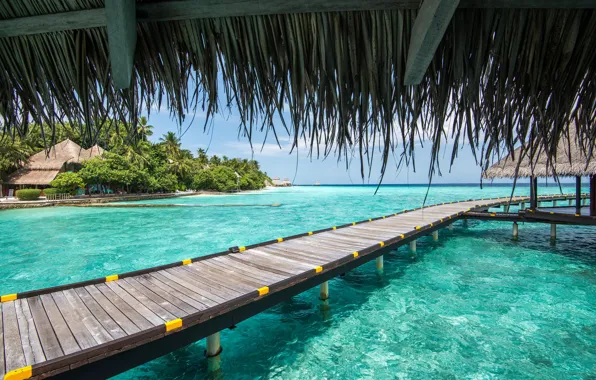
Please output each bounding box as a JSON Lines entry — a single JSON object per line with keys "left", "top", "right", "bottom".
{"left": 0, "top": 193, "right": 591, "bottom": 380}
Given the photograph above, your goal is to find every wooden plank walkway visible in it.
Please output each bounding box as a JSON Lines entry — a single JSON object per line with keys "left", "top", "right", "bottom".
{"left": 0, "top": 193, "right": 588, "bottom": 380}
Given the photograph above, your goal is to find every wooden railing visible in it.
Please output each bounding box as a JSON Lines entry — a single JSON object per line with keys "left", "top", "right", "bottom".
{"left": 45, "top": 193, "right": 72, "bottom": 201}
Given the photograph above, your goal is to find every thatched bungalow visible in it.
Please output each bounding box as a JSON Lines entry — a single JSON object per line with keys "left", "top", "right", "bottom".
{"left": 0, "top": 1, "right": 595, "bottom": 180}
{"left": 3, "top": 139, "right": 104, "bottom": 193}
{"left": 484, "top": 130, "right": 595, "bottom": 216}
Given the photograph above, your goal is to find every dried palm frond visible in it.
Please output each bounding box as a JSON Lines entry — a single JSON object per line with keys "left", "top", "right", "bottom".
{"left": 0, "top": 3, "right": 595, "bottom": 180}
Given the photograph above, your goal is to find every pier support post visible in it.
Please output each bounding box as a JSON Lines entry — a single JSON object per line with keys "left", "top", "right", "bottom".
{"left": 550, "top": 224, "right": 556, "bottom": 240}
{"left": 319, "top": 281, "right": 329, "bottom": 300}
{"left": 432, "top": 230, "right": 439, "bottom": 241}
{"left": 520, "top": 202, "right": 525, "bottom": 210}
{"left": 569, "top": 199, "right": 573, "bottom": 206}
{"left": 409, "top": 240, "right": 417, "bottom": 253}
{"left": 512, "top": 222, "right": 518, "bottom": 238}
{"left": 576, "top": 176, "right": 582, "bottom": 215}
{"left": 462, "top": 219, "right": 468, "bottom": 227}
{"left": 553, "top": 200, "right": 557, "bottom": 207}
{"left": 206, "top": 331, "right": 222, "bottom": 372}
{"left": 376, "top": 256, "right": 384, "bottom": 273}
{"left": 448, "top": 223, "right": 454, "bottom": 231}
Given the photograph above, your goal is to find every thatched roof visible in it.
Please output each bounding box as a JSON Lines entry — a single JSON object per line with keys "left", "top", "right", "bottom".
{"left": 4, "top": 169, "right": 61, "bottom": 185}
{"left": 483, "top": 126, "right": 596, "bottom": 179}
{"left": 27, "top": 139, "right": 101, "bottom": 170}
{"left": 1, "top": 2, "right": 596, "bottom": 178}
{"left": 4, "top": 139, "right": 104, "bottom": 185}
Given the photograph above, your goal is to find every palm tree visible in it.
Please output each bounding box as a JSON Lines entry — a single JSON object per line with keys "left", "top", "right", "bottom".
{"left": 196, "top": 148, "right": 209, "bottom": 167}
{"left": 0, "top": 139, "right": 31, "bottom": 175}
{"left": 159, "top": 132, "right": 180, "bottom": 158}
{"left": 137, "top": 116, "right": 154, "bottom": 140}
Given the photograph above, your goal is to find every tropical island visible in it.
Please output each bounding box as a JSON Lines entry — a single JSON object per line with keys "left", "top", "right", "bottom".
{"left": 0, "top": 119, "right": 270, "bottom": 199}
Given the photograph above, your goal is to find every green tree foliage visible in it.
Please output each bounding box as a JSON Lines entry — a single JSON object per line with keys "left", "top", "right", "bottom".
{"left": 49, "top": 172, "right": 86, "bottom": 194}
{"left": 2, "top": 120, "right": 270, "bottom": 193}
{"left": 15, "top": 189, "right": 42, "bottom": 200}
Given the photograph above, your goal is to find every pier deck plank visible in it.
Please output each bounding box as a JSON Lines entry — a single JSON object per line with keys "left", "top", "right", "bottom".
{"left": 1, "top": 193, "right": 590, "bottom": 379}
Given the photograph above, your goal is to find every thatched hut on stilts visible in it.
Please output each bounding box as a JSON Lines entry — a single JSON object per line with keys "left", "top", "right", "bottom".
{"left": 484, "top": 127, "right": 595, "bottom": 216}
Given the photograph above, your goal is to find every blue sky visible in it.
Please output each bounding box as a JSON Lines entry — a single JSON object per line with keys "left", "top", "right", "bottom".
{"left": 145, "top": 106, "right": 521, "bottom": 185}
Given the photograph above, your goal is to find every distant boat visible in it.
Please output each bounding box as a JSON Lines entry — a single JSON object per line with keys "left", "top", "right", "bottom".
{"left": 314, "top": 181, "right": 320, "bottom": 186}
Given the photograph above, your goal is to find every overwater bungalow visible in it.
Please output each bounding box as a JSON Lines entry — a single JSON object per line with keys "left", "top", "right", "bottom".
{"left": 2, "top": 139, "right": 104, "bottom": 195}
{"left": 484, "top": 128, "right": 596, "bottom": 216}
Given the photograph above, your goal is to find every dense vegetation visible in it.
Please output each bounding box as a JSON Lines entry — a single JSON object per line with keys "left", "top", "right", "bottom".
{"left": 1, "top": 119, "right": 270, "bottom": 193}
{"left": 15, "top": 189, "right": 41, "bottom": 201}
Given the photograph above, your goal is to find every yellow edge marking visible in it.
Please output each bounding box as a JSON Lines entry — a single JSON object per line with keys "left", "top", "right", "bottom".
{"left": 239, "top": 246, "right": 246, "bottom": 252}
{"left": 400, "top": 234, "right": 405, "bottom": 238}
{"left": 182, "top": 259, "right": 192, "bottom": 265}
{"left": 369, "top": 219, "right": 372, "bottom": 222}
{"left": 314, "top": 266, "right": 323, "bottom": 273}
{"left": 550, "top": 212, "right": 554, "bottom": 215}
{"left": 308, "top": 231, "right": 313, "bottom": 235}
{"left": 4, "top": 366, "right": 32, "bottom": 380}
{"left": 394, "top": 213, "right": 397, "bottom": 216}
{"left": 379, "top": 242, "right": 385, "bottom": 247}
{"left": 382, "top": 216, "right": 386, "bottom": 219}
{"left": 105, "top": 274, "right": 119, "bottom": 282}
{"left": 352, "top": 222, "right": 356, "bottom": 225}
{"left": 415, "top": 226, "right": 421, "bottom": 230}
{"left": 1, "top": 294, "right": 17, "bottom": 303}
{"left": 332, "top": 226, "right": 337, "bottom": 230}
{"left": 353, "top": 251, "right": 359, "bottom": 258}
{"left": 277, "top": 238, "right": 283, "bottom": 242}
{"left": 430, "top": 223, "right": 433, "bottom": 227}
{"left": 165, "top": 318, "right": 183, "bottom": 332}
{"left": 490, "top": 213, "right": 496, "bottom": 217}
{"left": 440, "top": 219, "right": 443, "bottom": 222}
{"left": 258, "top": 286, "right": 269, "bottom": 296}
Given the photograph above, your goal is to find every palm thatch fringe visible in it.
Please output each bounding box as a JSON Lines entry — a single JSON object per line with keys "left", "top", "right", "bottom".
{"left": 484, "top": 124, "right": 596, "bottom": 178}
{"left": 0, "top": 5, "right": 595, "bottom": 179}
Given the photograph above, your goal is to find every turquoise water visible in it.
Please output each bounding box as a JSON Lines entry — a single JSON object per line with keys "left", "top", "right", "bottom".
{"left": 1, "top": 185, "right": 595, "bottom": 378}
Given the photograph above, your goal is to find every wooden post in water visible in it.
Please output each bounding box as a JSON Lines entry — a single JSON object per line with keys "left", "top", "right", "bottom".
{"left": 319, "top": 281, "right": 329, "bottom": 300}
{"left": 206, "top": 332, "right": 222, "bottom": 358}
{"left": 576, "top": 176, "right": 582, "bottom": 215}
{"left": 409, "top": 240, "right": 417, "bottom": 253}
{"left": 512, "top": 222, "right": 519, "bottom": 238}
{"left": 432, "top": 230, "right": 439, "bottom": 241}
{"left": 591, "top": 175, "right": 596, "bottom": 217}
{"left": 550, "top": 224, "right": 556, "bottom": 240}
{"left": 530, "top": 176, "right": 538, "bottom": 209}
{"left": 376, "top": 256, "right": 384, "bottom": 272}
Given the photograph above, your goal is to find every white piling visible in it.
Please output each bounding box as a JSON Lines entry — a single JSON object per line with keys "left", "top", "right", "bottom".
{"left": 520, "top": 202, "right": 525, "bottom": 210}
{"left": 448, "top": 223, "right": 454, "bottom": 231}
{"left": 513, "top": 222, "right": 519, "bottom": 238}
{"left": 569, "top": 199, "right": 573, "bottom": 206}
{"left": 206, "top": 332, "right": 222, "bottom": 358}
{"left": 550, "top": 224, "right": 556, "bottom": 240}
{"left": 432, "top": 230, "right": 439, "bottom": 241}
{"left": 376, "top": 256, "right": 384, "bottom": 272}
{"left": 319, "top": 281, "right": 329, "bottom": 300}
{"left": 553, "top": 200, "right": 557, "bottom": 207}
{"left": 409, "top": 240, "right": 417, "bottom": 253}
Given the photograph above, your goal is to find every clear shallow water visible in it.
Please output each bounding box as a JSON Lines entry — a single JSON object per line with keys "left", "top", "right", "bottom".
{"left": 1, "top": 185, "right": 595, "bottom": 379}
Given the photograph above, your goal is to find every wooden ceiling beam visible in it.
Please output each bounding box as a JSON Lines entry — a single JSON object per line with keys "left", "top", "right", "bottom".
{"left": 404, "top": 0, "right": 460, "bottom": 85}
{"left": 0, "top": 0, "right": 595, "bottom": 39}
{"left": 105, "top": 0, "right": 137, "bottom": 90}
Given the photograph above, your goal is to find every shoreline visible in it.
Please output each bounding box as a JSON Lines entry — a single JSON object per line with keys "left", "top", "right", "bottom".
{"left": 0, "top": 190, "right": 244, "bottom": 210}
